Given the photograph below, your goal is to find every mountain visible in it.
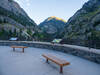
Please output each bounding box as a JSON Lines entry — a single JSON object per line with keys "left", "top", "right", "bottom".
{"left": 62, "top": 0, "right": 100, "bottom": 48}
{"left": 0, "top": 0, "right": 37, "bottom": 40}
{"left": 39, "top": 16, "right": 66, "bottom": 41}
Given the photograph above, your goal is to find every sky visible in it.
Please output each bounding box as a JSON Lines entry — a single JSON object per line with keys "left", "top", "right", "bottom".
{"left": 15, "top": 0, "right": 89, "bottom": 24}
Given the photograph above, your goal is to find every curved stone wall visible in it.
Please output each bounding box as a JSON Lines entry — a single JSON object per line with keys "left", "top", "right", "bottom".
{"left": 0, "top": 41, "right": 100, "bottom": 64}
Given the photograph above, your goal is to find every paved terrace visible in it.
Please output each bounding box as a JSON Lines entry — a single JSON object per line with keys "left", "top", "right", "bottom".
{"left": 0, "top": 46, "right": 100, "bottom": 75}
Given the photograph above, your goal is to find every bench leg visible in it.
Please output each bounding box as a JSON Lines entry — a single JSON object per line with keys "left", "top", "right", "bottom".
{"left": 13, "top": 48, "right": 15, "bottom": 52}
{"left": 22, "top": 48, "right": 24, "bottom": 53}
{"left": 46, "top": 59, "right": 48, "bottom": 63}
{"left": 60, "top": 66, "right": 63, "bottom": 73}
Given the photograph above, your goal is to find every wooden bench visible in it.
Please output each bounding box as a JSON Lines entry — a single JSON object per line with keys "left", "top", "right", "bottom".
{"left": 42, "top": 54, "right": 70, "bottom": 73}
{"left": 11, "top": 46, "right": 28, "bottom": 53}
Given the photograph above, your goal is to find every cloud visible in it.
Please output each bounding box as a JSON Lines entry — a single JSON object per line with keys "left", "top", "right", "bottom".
{"left": 15, "top": 0, "right": 31, "bottom": 6}
{"left": 27, "top": 3, "right": 30, "bottom": 6}
{"left": 25, "top": 0, "right": 31, "bottom": 6}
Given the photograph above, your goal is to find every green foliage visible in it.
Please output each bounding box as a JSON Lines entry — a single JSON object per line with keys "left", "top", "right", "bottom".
{"left": 0, "top": 29, "right": 9, "bottom": 40}
{"left": 27, "top": 29, "right": 32, "bottom": 36}
{"left": 0, "top": 29, "right": 4, "bottom": 36}
{"left": 12, "top": 29, "right": 17, "bottom": 37}
{"left": 33, "top": 32, "right": 44, "bottom": 41}
{"left": 93, "top": 21, "right": 100, "bottom": 27}
{"left": 0, "top": 28, "right": 17, "bottom": 40}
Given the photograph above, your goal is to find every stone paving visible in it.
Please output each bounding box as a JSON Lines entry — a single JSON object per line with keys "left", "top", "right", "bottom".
{"left": 0, "top": 46, "right": 100, "bottom": 75}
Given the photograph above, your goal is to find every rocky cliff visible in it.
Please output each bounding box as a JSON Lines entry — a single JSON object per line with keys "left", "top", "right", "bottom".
{"left": 0, "top": 0, "right": 37, "bottom": 40}
{"left": 62, "top": 0, "right": 100, "bottom": 48}
{"left": 39, "top": 16, "right": 66, "bottom": 41}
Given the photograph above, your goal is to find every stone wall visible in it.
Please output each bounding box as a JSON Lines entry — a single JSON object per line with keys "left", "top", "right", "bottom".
{"left": 0, "top": 41, "right": 100, "bottom": 64}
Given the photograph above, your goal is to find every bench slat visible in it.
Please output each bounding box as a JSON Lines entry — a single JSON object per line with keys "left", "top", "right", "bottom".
{"left": 11, "top": 46, "right": 28, "bottom": 48}
{"left": 11, "top": 46, "right": 28, "bottom": 53}
{"left": 42, "top": 54, "right": 70, "bottom": 66}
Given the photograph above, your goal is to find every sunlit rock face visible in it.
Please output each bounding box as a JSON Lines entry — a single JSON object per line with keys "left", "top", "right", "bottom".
{"left": 0, "top": 0, "right": 38, "bottom": 40}
{"left": 39, "top": 16, "right": 66, "bottom": 41}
